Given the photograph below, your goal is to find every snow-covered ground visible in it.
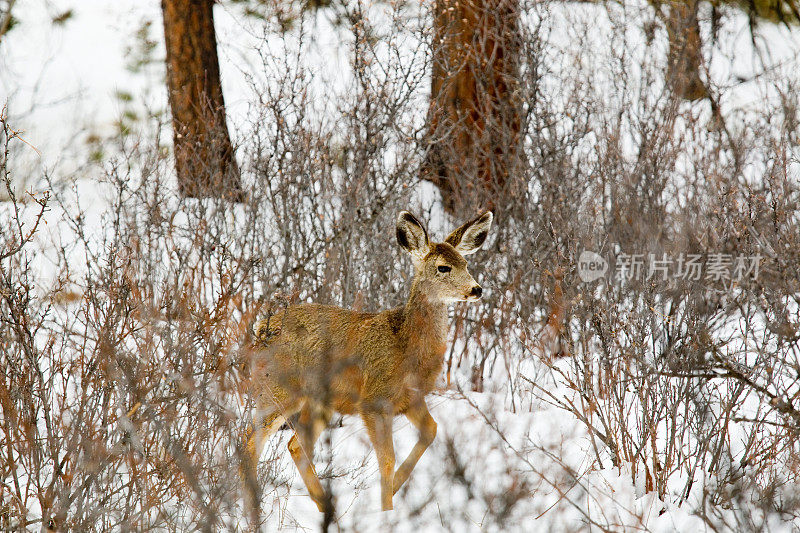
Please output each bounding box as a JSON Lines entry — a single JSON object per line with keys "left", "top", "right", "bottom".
{"left": 251, "top": 346, "right": 796, "bottom": 531}
{"left": 249, "top": 389, "right": 723, "bottom": 532}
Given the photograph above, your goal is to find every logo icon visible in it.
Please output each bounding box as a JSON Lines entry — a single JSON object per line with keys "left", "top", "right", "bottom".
{"left": 578, "top": 251, "right": 608, "bottom": 283}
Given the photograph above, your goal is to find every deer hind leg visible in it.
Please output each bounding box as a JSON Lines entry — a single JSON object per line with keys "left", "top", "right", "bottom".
{"left": 361, "top": 411, "right": 395, "bottom": 511}
{"left": 247, "top": 406, "right": 290, "bottom": 461}
{"left": 241, "top": 400, "right": 301, "bottom": 515}
{"left": 393, "top": 399, "right": 437, "bottom": 495}
{"left": 287, "top": 402, "right": 331, "bottom": 513}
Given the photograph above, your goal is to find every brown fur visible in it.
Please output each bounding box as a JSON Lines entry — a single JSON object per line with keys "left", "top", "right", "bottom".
{"left": 242, "top": 211, "right": 493, "bottom": 513}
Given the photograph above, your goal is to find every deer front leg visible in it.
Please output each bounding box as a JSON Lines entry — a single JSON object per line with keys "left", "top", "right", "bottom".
{"left": 361, "top": 411, "right": 395, "bottom": 511}
{"left": 393, "top": 399, "right": 437, "bottom": 495}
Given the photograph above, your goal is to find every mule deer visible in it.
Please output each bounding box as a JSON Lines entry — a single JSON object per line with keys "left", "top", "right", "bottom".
{"left": 243, "top": 211, "right": 493, "bottom": 512}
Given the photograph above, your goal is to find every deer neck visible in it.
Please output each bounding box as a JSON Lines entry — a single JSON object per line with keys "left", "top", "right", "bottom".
{"left": 401, "top": 279, "right": 449, "bottom": 362}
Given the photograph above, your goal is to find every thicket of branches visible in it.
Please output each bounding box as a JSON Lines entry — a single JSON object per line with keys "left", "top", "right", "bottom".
{"left": 2, "top": 0, "right": 800, "bottom": 530}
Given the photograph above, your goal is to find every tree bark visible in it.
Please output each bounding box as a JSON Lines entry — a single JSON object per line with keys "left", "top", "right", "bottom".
{"left": 161, "top": 0, "right": 244, "bottom": 201}
{"left": 664, "top": 0, "right": 708, "bottom": 101}
{"left": 423, "top": 0, "right": 522, "bottom": 214}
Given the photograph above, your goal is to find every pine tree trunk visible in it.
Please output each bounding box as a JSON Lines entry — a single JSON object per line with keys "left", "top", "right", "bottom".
{"left": 423, "top": 0, "right": 522, "bottom": 214}
{"left": 665, "top": 0, "right": 708, "bottom": 101}
{"left": 161, "top": 0, "right": 244, "bottom": 201}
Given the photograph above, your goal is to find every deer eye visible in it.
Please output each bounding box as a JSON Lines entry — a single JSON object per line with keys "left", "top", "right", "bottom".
{"left": 437, "top": 265, "right": 451, "bottom": 273}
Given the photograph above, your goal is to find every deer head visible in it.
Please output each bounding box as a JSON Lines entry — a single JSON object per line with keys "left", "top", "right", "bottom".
{"left": 396, "top": 211, "right": 493, "bottom": 303}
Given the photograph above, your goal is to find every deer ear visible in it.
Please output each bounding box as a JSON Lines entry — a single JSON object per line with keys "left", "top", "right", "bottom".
{"left": 445, "top": 211, "right": 493, "bottom": 255}
{"left": 396, "top": 211, "right": 430, "bottom": 259}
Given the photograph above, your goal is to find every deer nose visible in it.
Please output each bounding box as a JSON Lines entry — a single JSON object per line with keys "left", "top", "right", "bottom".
{"left": 470, "top": 286, "right": 482, "bottom": 298}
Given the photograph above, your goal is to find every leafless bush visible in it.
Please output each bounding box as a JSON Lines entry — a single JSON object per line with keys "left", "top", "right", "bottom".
{"left": 492, "top": 2, "right": 800, "bottom": 529}
{"left": 2, "top": 6, "right": 424, "bottom": 528}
